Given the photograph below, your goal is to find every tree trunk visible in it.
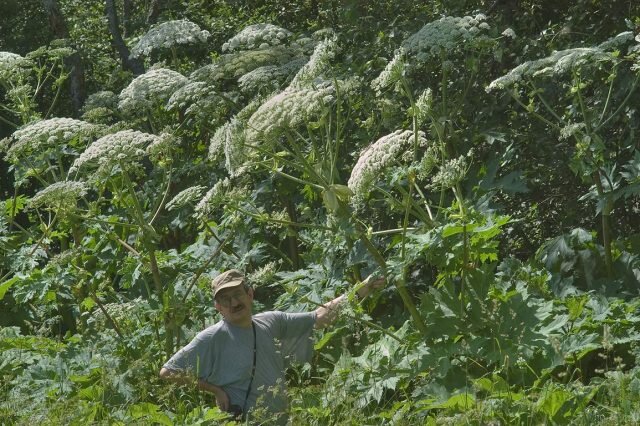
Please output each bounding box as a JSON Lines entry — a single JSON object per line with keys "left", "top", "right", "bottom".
{"left": 146, "top": 0, "right": 162, "bottom": 25}
{"left": 42, "top": 0, "right": 86, "bottom": 115}
{"left": 122, "top": 0, "right": 133, "bottom": 37}
{"left": 105, "top": 0, "right": 145, "bottom": 75}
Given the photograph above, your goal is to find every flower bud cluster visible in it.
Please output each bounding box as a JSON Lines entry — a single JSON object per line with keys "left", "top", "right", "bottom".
{"left": 429, "top": 154, "right": 469, "bottom": 189}
{"left": 5, "top": 117, "right": 97, "bottom": 162}
{"left": 348, "top": 130, "right": 427, "bottom": 201}
{"left": 415, "top": 88, "right": 434, "bottom": 122}
{"left": 69, "top": 129, "right": 161, "bottom": 176}
{"left": 402, "top": 15, "right": 490, "bottom": 62}
{"left": 559, "top": 122, "right": 586, "bottom": 140}
{"left": 371, "top": 48, "right": 405, "bottom": 96}
{"left": 29, "top": 180, "right": 87, "bottom": 210}
{"left": 166, "top": 185, "right": 206, "bottom": 211}
{"left": 222, "top": 23, "right": 292, "bottom": 53}
{"left": 246, "top": 83, "right": 335, "bottom": 142}
{"left": 0, "top": 51, "right": 32, "bottom": 81}
{"left": 130, "top": 19, "right": 210, "bottom": 58}
{"left": 118, "top": 68, "right": 189, "bottom": 114}
{"left": 82, "top": 91, "right": 119, "bottom": 123}
{"left": 194, "top": 178, "right": 230, "bottom": 220}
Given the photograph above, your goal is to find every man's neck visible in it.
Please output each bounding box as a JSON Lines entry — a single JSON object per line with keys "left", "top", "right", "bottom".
{"left": 225, "top": 315, "right": 253, "bottom": 328}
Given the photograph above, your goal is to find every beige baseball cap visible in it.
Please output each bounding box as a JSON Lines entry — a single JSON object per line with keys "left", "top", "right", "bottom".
{"left": 211, "top": 269, "right": 246, "bottom": 298}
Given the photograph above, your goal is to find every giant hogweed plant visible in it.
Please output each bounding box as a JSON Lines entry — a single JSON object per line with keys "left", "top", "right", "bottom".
{"left": 488, "top": 31, "right": 640, "bottom": 280}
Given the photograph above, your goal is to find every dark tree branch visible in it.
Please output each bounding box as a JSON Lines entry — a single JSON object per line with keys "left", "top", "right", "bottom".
{"left": 146, "top": 0, "right": 162, "bottom": 25}
{"left": 105, "top": 0, "right": 145, "bottom": 75}
{"left": 122, "top": 0, "right": 133, "bottom": 37}
{"left": 42, "top": 0, "right": 86, "bottom": 115}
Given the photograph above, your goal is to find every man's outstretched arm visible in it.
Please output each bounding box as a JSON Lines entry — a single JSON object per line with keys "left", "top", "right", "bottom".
{"left": 314, "top": 275, "right": 385, "bottom": 329}
{"left": 159, "top": 367, "right": 230, "bottom": 411}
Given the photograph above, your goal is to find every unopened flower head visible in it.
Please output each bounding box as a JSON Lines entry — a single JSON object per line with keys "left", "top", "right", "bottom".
{"left": 487, "top": 34, "right": 631, "bottom": 92}
{"left": 147, "top": 132, "right": 178, "bottom": 162}
{"left": 83, "top": 91, "right": 118, "bottom": 112}
{"left": 247, "top": 261, "right": 279, "bottom": 286}
{"left": 194, "top": 178, "right": 230, "bottom": 220}
{"left": 29, "top": 180, "right": 88, "bottom": 210}
{"left": 415, "top": 88, "right": 434, "bottom": 122}
{"left": 222, "top": 23, "right": 292, "bottom": 53}
{"left": 502, "top": 28, "right": 517, "bottom": 39}
{"left": 0, "top": 51, "right": 32, "bottom": 81}
{"left": 118, "top": 68, "right": 189, "bottom": 115}
{"left": 418, "top": 145, "right": 440, "bottom": 179}
{"left": 288, "top": 37, "right": 336, "bottom": 89}
{"left": 559, "top": 122, "right": 586, "bottom": 140}
{"left": 69, "top": 129, "right": 161, "bottom": 176}
{"left": 130, "top": 19, "right": 210, "bottom": 58}
{"left": 348, "top": 130, "right": 427, "bottom": 202}
{"left": 165, "top": 185, "right": 206, "bottom": 211}
{"left": 371, "top": 48, "right": 405, "bottom": 96}
{"left": 402, "top": 15, "right": 491, "bottom": 63}
{"left": 191, "top": 47, "right": 296, "bottom": 83}
{"left": 429, "top": 154, "right": 469, "bottom": 189}
{"left": 5, "top": 117, "right": 97, "bottom": 162}
{"left": 247, "top": 82, "right": 335, "bottom": 142}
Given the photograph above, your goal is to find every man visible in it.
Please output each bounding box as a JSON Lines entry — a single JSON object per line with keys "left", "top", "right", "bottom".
{"left": 159, "top": 269, "right": 383, "bottom": 423}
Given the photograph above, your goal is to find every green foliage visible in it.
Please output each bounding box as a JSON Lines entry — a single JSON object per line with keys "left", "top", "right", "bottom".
{"left": 1, "top": 0, "right": 640, "bottom": 424}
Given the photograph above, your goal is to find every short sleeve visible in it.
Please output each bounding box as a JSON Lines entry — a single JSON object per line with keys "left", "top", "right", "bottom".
{"left": 163, "top": 332, "right": 214, "bottom": 380}
{"left": 274, "top": 311, "right": 316, "bottom": 365}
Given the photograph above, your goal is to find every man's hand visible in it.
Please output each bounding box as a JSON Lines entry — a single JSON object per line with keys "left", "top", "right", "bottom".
{"left": 211, "top": 385, "right": 230, "bottom": 411}
{"left": 356, "top": 274, "right": 386, "bottom": 300}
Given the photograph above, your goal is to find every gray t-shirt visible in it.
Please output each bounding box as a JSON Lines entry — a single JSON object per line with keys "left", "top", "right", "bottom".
{"left": 163, "top": 311, "right": 316, "bottom": 419}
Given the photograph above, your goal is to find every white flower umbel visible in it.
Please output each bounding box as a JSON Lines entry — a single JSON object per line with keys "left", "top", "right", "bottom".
{"left": 83, "top": 91, "right": 118, "bottom": 111}
{"left": 130, "top": 19, "right": 210, "bottom": 58}
{"left": 402, "top": 14, "right": 491, "bottom": 63}
{"left": 118, "top": 68, "right": 189, "bottom": 115}
{"left": 194, "top": 178, "right": 230, "bottom": 220}
{"left": 246, "top": 82, "right": 335, "bottom": 143}
{"left": 288, "top": 37, "right": 336, "bottom": 89}
{"left": 29, "top": 180, "right": 87, "bottom": 210}
{"left": 209, "top": 118, "right": 247, "bottom": 177}
{"left": 238, "top": 62, "right": 304, "bottom": 95}
{"left": 166, "top": 80, "right": 224, "bottom": 118}
{"left": 69, "top": 129, "right": 161, "bottom": 177}
{"left": 5, "top": 117, "right": 97, "bottom": 162}
{"left": 0, "top": 51, "right": 32, "bottom": 81}
{"left": 165, "top": 185, "right": 206, "bottom": 211}
{"left": 190, "top": 46, "right": 296, "bottom": 84}
{"left": 487, "top": 32, "right": 634, "bottom": 92}
{"left": 222, "top": 23, "right": 292, "bottom": 53}
{"left": 371, "top": 48, "right": 405, "bottom": 96}
{"left": 348, "top": 130, "right": 427, "bottom": 202}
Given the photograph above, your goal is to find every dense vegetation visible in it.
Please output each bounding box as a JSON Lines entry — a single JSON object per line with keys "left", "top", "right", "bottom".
{"left": 1, "top": 1, "right": 640, "bottom": 424}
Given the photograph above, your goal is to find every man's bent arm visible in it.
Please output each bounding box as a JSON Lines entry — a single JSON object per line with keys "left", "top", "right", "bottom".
{"left": 314, "top": 276, "right": 385, "bottom": 329}
{"left": 159, "top": 367, "right": 230, "bottom": 411}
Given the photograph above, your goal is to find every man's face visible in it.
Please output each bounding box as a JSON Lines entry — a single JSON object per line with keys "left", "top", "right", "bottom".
{"left": 215, "top": 285, "right": 254, "bottom": 326}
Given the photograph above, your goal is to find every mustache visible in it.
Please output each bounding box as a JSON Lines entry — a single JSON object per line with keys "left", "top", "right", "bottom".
{"left": 231, "top": 304, "right": 245, "bottom": 313}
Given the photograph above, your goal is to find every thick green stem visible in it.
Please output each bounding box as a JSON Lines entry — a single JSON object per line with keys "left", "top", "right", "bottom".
{"left": 358, "top": 231, "right": 428, "bottom": 336}
{"left": 592, "top": 170, "right": 613, "bottom": 278}
{"left": 120, "top": 165, "right": 172, "bottom": 353}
